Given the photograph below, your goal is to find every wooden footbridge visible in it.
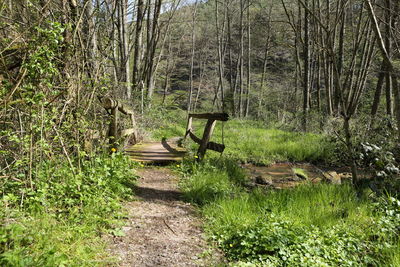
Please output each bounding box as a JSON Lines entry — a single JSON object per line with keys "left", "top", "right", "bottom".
{"left": 99, "top": 97, "right": 229, "bottom": 163}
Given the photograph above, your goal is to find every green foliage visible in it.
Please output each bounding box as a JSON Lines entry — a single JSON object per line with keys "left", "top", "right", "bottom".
{"left": 180, "top": 158, "right": 246, "bottom": 205}
{"left": 20, "top": 21, "right": 65, "bottom": 105}
{"left": 146, "top": 107, "right": 334, "bottom": 165}
{"left": 1, "top": 153, "right": 136, "bottom": 266}
{"left": 142, "top": 106, "right": 187, "bottom": 140}
{"left": 292, "top": 168, "right": 308, "bottom": 179}
{"left": 179, "top": 157, "right": 400, "bottom": 266}
{"left": 205, "top": 186, "right": 400, "bottom": 266}
{"left": 358, "top": 142, "right": 400, "bottom": 195}
{"left": 215, "top": 216, "right": 377, "bottom": 266}
{"left": 218, "top": 122, "right": 333, "bottom": 165}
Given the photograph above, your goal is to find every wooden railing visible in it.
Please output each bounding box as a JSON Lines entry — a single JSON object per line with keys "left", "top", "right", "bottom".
{"left": 99, "top": 96, "right": 137, "bottom": 150}
{"left": 184, "top": 112, "right": 229, "bottom": 160}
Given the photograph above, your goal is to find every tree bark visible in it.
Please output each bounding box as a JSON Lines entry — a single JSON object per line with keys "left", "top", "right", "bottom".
{"left": 132, "top": 0, "right": 145, "bottom": 95}
{"left": 366, "top": 0, "right": 400, "bottom": 139}
{"left": 188, "top": 1, "right": 198, "bottom": 113}
{"left": 303, "top": 0, "right": 310, "bottom": 131}
{"left": 244, "top": 0, "right": 251, "bottom": 117}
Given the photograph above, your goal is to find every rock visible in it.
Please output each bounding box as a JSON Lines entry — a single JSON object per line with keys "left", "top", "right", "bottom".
{"left": 122, "top": 226, "right": 132, "bottom": 232}
{"left": 339, "top": 172, "right": 352, "bottom": 181}
{"left": 323, "top": 171, "right": 341, "bottom": 184}
{"left": 255, "top": 175, "right": 273, "bottom": 185}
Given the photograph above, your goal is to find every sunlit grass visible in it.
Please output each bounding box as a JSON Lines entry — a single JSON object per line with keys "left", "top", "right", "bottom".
{"left": 203, "top": 183, "right": 373, "bottom": 232}
{"left": 180, "top": 158, "right": 245, "bottom": 206}
{"left": 180, "top": 158, "right": 399, "bottom": 265}
{"left": 147, "top": 108, "right": 333, "bottom": 165}
{"left": 0, "top": 213, "right": 112, "bottom": 266}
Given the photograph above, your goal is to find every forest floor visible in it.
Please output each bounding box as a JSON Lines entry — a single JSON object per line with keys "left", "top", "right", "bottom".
{"left": 108, "top": 167, "right": 222, "bottom": 266}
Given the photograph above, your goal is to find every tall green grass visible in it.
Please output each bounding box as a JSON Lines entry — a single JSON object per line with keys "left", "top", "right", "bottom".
{"left": 146, "top": 108, "right": 399, "bottom": 265}
{"left": 146, "top": 108, "right": 333, "bottom": 165}
{"left": 203, "top": 183, "right": 373, "bottom": 231}
{"left": 179, "top": 158, "right": 400, "bottom": 266}
{"left": 218, "top": 123, "right": 333, "bottom": 164}
{"left": 180, "top": 158, "right": 246, "bottom": 205}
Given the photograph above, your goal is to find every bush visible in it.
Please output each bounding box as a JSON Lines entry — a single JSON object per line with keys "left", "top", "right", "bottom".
{"left": 204, "top": 188, "right": 400, "bottom": 266}
{"left": 179, "top": 158, "right": 400, "bottom": 266}
{"left": 0, "top": 153, "right": 136, "bottom": 266}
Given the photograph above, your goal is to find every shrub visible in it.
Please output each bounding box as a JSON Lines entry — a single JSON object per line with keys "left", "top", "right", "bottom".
{"left": 0, "top": 153, "right": 136, "bottom": 266}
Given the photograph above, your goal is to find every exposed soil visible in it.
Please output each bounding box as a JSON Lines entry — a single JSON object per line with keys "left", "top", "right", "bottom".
{"left": 108, "top": 167, "right": 221, "bottom": 266}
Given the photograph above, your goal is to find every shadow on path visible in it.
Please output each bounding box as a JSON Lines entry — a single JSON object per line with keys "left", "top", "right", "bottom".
{"left": 134, "top": 185, "right": 183, "bottom": 202}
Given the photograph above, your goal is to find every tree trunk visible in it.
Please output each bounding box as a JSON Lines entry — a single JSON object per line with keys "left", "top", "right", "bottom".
{"left": 384, "top": 0, "right": 393, "bottom": 118}
{"left": 370, "top": 62, "right": 385, "bottom": 126}
{"left": 257, "top": 42, "right": 269, "bottom": 118}
{"left": 366, "top": 0, "right": 400, "bottom": 139}
{"left": 188, "top": 1, "right": 198, "bottom": 113}
{"left": 303, "top": 0, "right": 310, "bottom": 131}
{"left": 343, "top": 117, "right": 359, "bottom": 187}
{"left": 132, "top": 0, "right": 144, "bottom": 94}
{"left": 238, "top": 0, "right": 244, "bottom": 117}
{"left": 244, "top": 0, "right": 251, "bottom": 117}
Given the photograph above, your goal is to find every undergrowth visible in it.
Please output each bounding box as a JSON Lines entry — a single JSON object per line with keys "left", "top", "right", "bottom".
{"left": 1, "top": 153, "right": 136, "bottom": 266}
{"left": 179, "top": 157, "right": 400, "bottom": 266}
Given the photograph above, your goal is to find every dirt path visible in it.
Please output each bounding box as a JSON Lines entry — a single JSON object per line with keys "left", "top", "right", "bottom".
{"left": 109, "top": 167, "right": 220, "bottom": 266}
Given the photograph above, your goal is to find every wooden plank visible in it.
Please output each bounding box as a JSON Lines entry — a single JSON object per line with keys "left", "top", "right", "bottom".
{"left": 189, "top": 113, "right": 229, "bottom": 121}
{"left": 117, "top": 104, "right": 134, "bottom": 115}
{"left": 102, "top": 97, "right": 118, "bottom": 109}
{"left": 101, "top": 96, "right": 134, "bottom": 115}
{"left": 207, "top": 142, "right": 225, "bottom": 153}
{"left": 187, "top": 129, "right": 225, "bottom": 152}
{"left": 100, "top": 96, "right": 137, "bottom": 145}
{"left": 129, "top": 113, "right": 138, "bottom": 144}
{"left": 197, "top": 119, "right": 216, "bottom": 160}
{"left": 109, "top": 107, "right": 118, "bottom": 148}
{"left": 188, "top": 130, "right": 202, "bottom": 144}
{"left": 126, "top": 139, "right": 186, "bottom": 163}
{"left": 184, "top": 116, "right": 193, "bottom": 139}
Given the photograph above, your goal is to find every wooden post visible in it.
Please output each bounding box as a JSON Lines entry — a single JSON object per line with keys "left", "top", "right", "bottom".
{"left": 100, "top": 96, "right": 138, "bottom": 148}
{"left": 184, "top": 116, "right": 193, "bottom": 139}
{"left": 109, "top": 106, "right": 118, "bottom": 150}
{"left": 197, "top": 119, "right": 216, "bottom": 160}
{"left": 130, "top": 113, "right": 138, "bottom": 144}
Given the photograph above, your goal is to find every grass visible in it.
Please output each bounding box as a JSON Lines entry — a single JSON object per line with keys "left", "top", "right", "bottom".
{"left": 145, "top": 108, "right": 333, "bottom": 165}
{"left": 180, "top": 158, "right": 246, "bottom": 205}
{"left": 1, "top": 212, "right": 112, "bottom": 266}
{"left": 146, "top": 107, "right": 400, "bottom": 265}
{"left": 1, "top": 153, "right": 137, "bottom": 266}
{"left": 292, "top": 168, "right": 308, "bottom": 179}
{"left": 214, "top": 121, "right": 333, "bottom": 165}
{"left": 203, "top": 183, "right": 373, "bottom": 230}
{"left": 179, "top": 158, "right": 400, "bottom": 266}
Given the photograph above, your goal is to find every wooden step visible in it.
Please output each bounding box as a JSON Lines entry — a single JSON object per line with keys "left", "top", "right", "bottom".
{"left": 125, "top": 138, "right": 186, "bottom": 163}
